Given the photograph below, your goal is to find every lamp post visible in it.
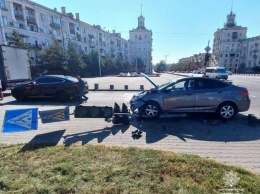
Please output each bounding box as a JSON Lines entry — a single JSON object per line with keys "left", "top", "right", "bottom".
{"left": 98, "top": 27, "right": 105, "bottom": 77}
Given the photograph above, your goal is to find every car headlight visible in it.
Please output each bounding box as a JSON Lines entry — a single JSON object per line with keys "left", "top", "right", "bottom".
{"left": 132, "top": 91, "right": 146, "bottom": 101}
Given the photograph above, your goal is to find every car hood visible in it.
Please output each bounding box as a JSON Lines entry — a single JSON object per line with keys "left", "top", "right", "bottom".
{"left": 141, "top": 73, "right": 158, "bottom": 89}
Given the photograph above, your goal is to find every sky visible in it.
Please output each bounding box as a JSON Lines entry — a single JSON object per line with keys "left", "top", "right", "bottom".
{"left": 33, "top": 0, "right": 260, "bottom": 64}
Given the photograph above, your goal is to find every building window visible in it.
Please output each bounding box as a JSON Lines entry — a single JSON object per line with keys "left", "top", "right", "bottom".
{"left": 63, "top": 32, "right": 67, "bottom": 38}
{"left": 0, "top": 0, "right": 6, "bottom": 9}
{"left": 40, "top": 13, "right": 45, "bottom": 22}
{"left": 44, "top": 40, "right": 49, "bottom": 47}
{"left": 22, "top": 37, "right": 27, "bottom": 43}
{"left": 53, "top": 30, "right": 57, "bottom": 36}
{"left": 225, "top": 54, "right": 227, "bottom": 57}
{"left": 1, "top": 16, "right": 8, "bottom": 25}
{"left": 61, "top": 20, "right": 66, "bottom": 28}
{"left": 41, "top": 27, "right": 46, "bottom": 34}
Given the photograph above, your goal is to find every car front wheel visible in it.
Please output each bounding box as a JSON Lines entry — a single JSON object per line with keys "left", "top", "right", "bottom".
{"left": 217, "top": 102, "right": 237, "bottom": 120}
{"left": 141, "top": 102, "right": 160, "bottom": 118}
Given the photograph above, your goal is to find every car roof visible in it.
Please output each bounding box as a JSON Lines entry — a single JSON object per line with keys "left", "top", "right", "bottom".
{"left": 39, "top": 75, "right": 78, "bottom": 82}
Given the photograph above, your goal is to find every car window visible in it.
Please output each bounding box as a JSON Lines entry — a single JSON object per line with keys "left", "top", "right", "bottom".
{"left": 217, "top": 69, "right": 227, "bottom": 73}
{"left": 196, "top": 79, "right": 227, "bottom": 89}
{"left": 167, "top": 80, "right": 191, "bottom": 91}
{"left": 35, "top": 77, "right": 64, "bottom": 84}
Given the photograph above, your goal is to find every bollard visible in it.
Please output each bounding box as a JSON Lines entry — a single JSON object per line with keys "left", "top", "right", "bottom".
{"left": 140, "top": 85, "right": 144, "bottom": 90}
{"left": 110, "top": 85, "right": 114, "bottom": 90}
{"left": 94, "top": 83, "right": 99, "bottom": 90}
{"left": 124, "top": 85, "right": 128, "bottom": 90}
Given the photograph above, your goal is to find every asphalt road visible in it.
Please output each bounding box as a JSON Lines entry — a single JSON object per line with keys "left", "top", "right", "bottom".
{"left": 0, "top": 74, "right": 259, "bottom": 174}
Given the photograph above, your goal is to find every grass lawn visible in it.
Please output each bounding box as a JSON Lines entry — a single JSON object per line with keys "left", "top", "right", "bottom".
{"left": 0, "top": 144, "right": 259, "bottom": 194}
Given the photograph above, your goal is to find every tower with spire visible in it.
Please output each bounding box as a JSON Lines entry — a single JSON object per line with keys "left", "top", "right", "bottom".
{"left": 129, "top": 4, "right": 153, "bottom": 74}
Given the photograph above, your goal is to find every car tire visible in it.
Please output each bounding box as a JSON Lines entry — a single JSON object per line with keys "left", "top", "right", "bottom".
{"left": 141, "top": 101, "right": 161, "bottom": 118}
{"left": 217, "top": 102, "right": 237, "bottom": 120}
{"left": 13, "top": 90, "right": 26, "bottom": 101}
{"left": 56, "top": 91, "right": 69, "bottom": 102}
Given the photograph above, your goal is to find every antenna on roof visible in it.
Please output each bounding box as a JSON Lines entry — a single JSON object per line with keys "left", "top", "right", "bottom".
{"left": 231, "top": 0, "right": 233, "bottom": 13}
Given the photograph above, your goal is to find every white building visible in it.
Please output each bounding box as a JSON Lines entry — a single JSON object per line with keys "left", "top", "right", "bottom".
{"left": 0, "top": 0, "right": 153, "bottom": 73}
{"left": 129, "top": 13, "right": 153, "bottom": 74}
{"left": 212, "top": 11, "right": 260, "bottom": 73}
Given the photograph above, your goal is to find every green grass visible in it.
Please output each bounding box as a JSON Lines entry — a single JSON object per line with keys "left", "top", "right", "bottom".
{"left": 0, "top": 144, "right": 259, "bottom": 194}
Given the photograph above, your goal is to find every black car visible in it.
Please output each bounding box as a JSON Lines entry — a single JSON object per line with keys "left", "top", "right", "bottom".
{"left": 11, "top": 75, "right": 88, "bottom": 102}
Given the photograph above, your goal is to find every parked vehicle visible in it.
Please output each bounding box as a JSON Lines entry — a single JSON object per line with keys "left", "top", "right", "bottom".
{"left": 227, "top": 71, "right": 233, "bottom": 75}
{"left": 0, "top": 45, "right": 31, "bottom": 91}
{"left": 130, "top": 74, "right": 250, "bottom": 120}
{"left": 11, "top": 75, "right": 88, "bottom": 102}
{"left": 205, "top": 67, "right": 228, "bottom": 80}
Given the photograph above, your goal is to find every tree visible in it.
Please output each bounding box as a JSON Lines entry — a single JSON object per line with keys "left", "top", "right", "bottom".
{"left": 154, "top": 61, "right": 166, "bottom": 72}
{"left": 82, "top": 50, "right": 99, "bottom": 77}
{"left": 7, "top": 30, "right": 27, "bottom": 49}
{"left": 66, "top": 41, "right": 86, "bottom": 77}
{"left": 37, "top": 40, "right": 68, "bottom": 75}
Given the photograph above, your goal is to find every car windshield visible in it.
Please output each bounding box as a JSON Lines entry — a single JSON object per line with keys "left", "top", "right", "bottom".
{"left": 217, "top": 69, "right": 227, "bottom": 73}
{"left": 157, "top": 79, "right": 176, "bottom": 91}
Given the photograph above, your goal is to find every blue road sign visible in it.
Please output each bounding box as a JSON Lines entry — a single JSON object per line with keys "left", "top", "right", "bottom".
{"left": 39, "top": 108, "right": 70, "bottom": 124}
{"left": 2, "top": 108, "right": 38, "bottom": 133}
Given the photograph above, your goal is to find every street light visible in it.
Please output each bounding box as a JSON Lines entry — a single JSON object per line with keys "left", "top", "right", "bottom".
{"left": 98, "top": 27, "right": 105, "bottom": 77}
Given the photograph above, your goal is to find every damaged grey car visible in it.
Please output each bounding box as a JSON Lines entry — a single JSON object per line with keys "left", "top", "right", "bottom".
{"left": 130, "top": 74, "right": 250, "bottom": 120}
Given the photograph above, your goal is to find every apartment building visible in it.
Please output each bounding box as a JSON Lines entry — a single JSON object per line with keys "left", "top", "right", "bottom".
{"left": 212, "top": 11, "right": 260, "bottom": 72}
{"left": 0, "top": 0, "right": 153, "bottom": 74}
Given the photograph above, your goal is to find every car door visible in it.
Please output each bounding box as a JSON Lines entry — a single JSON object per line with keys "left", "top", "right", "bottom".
{"left": 30, "top": 77, "right": 46, "bottom": 96}
{"left": 194, "top": 78, "right": 229, "bottom": 110}
{"left": 162, "top": 79, "right": 196, "bottom": 112}
{"left": 40, "top": 77, "right": 65, "bottom": 96}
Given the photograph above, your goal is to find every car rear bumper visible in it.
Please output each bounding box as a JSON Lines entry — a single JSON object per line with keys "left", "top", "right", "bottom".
{"left": 237, "top": 99, "right": 251, "bottom": 112}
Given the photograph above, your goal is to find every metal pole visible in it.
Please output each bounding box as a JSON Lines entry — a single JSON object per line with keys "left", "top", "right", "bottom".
{"left": 98, "top": 36, "right": 101, "bottom": 77}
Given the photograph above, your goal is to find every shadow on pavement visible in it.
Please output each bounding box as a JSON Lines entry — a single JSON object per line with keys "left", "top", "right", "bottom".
{"left": 130, "top": 113, "right": 260, "bottom": 143}
{"left": 18, "top": 129, "right": 66, "bottom": 152}
{"left": 2, "top": 98, "right": 79, "bottom": 106}
{"left": 63, "top": 124, "right": 130, "bottom": 146}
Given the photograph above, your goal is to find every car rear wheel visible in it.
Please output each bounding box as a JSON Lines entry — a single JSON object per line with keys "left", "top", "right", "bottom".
{"left": 141, "top": 101, "right": 161, "bottom": 118}
{"left": 56, "top": 91, "right": 69, "bottom": 102}
{"left": 13, "top": 90, "right": 26, "bottom": 101}
{"left": 217, "top": 102, "right": 237, "bottom": 120}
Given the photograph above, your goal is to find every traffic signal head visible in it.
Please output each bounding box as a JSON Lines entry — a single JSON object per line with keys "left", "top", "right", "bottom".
{"left": 74, "top": 106, "right": 113, "bottom": 118}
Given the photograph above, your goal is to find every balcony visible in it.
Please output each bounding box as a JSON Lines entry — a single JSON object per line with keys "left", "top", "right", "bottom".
{"left": 50, "top": 23, "right": 61, "bottom": 28}
{"left": 27, "top": 17, "right": 36, "bottom": 24}
{"left": 15, "top": 13, "right": 24, "bottom": 20}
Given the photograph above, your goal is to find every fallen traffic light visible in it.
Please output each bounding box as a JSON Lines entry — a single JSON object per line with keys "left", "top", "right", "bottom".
{"left": 74, "top": 106, "right": 113, "bottom": 118}
{"left": 112, "top": 103, "right": 130, "bottom": 125}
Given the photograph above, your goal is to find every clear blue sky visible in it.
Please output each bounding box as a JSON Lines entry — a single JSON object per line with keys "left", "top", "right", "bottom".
{"left": 34, "top": 0, "right": 260, "bottom": 64}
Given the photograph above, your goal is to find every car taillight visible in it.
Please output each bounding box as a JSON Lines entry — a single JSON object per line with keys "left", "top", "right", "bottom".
{"left": 239, "top": 90, "right": 249, "bottom": 96}
{"left": 25, "top": 86, "right": 32, "bottom": 90}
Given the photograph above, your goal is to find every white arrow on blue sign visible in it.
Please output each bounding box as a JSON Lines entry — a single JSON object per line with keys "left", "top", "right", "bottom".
{"left": 2, "top": 108, "right": 38, "bottom": 133}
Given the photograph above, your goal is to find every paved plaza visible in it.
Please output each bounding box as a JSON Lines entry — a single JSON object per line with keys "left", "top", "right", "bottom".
{"left": 0, "top": 75, "right": 259, "bottom": 174}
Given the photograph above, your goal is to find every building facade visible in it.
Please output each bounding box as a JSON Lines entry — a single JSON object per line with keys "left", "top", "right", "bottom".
{"left": 129, "top": 14, "right": 153, "bottom": 74}
{"left": 212, "top": 11, "right": 260, "bottom": 73}
{"left": 0, "top": 0, "right": 153, "bottom": 73}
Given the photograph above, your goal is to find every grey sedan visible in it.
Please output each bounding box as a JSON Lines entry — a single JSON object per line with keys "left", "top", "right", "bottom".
{"left": 130, "top": 74, "right": 250, "bottom": 119}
